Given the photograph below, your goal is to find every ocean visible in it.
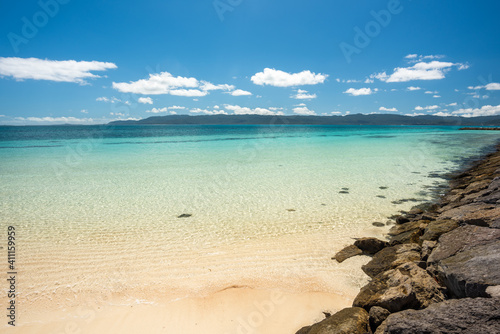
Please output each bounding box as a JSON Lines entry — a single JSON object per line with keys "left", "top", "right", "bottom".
{"left": 1, "top": 124, "right": 499, "bottom": 322}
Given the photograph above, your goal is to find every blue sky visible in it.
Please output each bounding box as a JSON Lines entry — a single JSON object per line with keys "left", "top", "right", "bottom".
{"left": 0, "top": 0, "right": 499, "bottom": 124}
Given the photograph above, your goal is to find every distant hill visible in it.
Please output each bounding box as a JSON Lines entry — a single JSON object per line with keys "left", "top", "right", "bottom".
{"left": 108, "top": 114, "right": 500, "bottom": 126}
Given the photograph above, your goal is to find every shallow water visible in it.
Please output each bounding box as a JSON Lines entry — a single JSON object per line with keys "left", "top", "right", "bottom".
{"left": 0, "top": 124, "right": 498, "bottom": 315}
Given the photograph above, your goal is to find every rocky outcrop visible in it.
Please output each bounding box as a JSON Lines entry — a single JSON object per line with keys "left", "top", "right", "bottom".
{"left": 353, "top": 263, "right": 445, "bottom": 313}
{"left": 375, "top": 297, "right": 500, "bottom": 333}
{"left": 297, "top": 307, "right": 370, "bottom": 334}
{"left": 354, "top": 238, "right": 388, "bottom": 255}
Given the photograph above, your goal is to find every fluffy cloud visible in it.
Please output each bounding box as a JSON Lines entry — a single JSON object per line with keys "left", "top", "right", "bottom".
{"left": 292, "top": 105, "right": 316, "bottom": 115}
{"left": 433, "top": 112, "right": 452, "bottom": 117}
{"left": 343, "top": 87, "right": 375, "bottom": 96}
{"left": 0, "top": 57, "right": 116, "bottom": 84}
{"left": 224, "top": 104, "right": 284, "bottom": 115}
{"left": 190, "top": 108, "right": 227, "bottom": 115}
{"left": 112, "top": 71, "right": 231, "bottom": 97}
{"left": 451, "top": 104, "right": 500, "bottom": 117}
{"left": 414, "top": 105, "right": 439, "bottom": 111}
{"left": 292, "top": 89, "right": 317, "bottom": 99}
{"left": 168, "top": 105, "right": 186, "bottom": 110}
{"left": 229, "top": 89, "right": 252, "bottom": 96}
{"left": 407, "top": 86, "right": 421, "bottom": 91}
{"left": 12, "top": 116, "right": 102, "bottom": 124}
{"left": 468, "top": 83, "right": 500, "bottom": 91}
{"left": 251, "top": 68, "right": 328, "bottom": 87}
{"left": 138, "top": 97, "right": 153, "bottom": 104}
{"left": 379, "top": 107, "right": 398, "bottom": 112}
{"left": 146, "top": 107, "right": 168, "bottom": 113}
{"left": 384, "top": 61, "right": 458, "bottom": 82}
{"left": 405, "top": 113, "right": 425, "bottom": 117}
{"left": 425, "top": 90, "right": 438, "bottom": 94}
{"left": 96, "top": 96, "right": 129, "bottom": 104}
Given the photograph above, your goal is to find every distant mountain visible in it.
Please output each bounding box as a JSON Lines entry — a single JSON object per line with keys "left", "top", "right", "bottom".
{"left": 108, "top": 114, "right": 500, "bottom": 126}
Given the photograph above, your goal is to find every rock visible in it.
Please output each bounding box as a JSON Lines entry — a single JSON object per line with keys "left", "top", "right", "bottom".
{"left": 462, "top": 179, "right": 491, "bottom": 195}
{"left": 388, "top": 220, "right": 428, "bottom": 236}
{"left": 428, "top": 225, "right": 500, "bottom": 263}
{"left": 408, "top": 208, "right": 424, "bottom": 215}
{"left": 362, "top": 244, "right": 421, "bottom": 278}
{"left": 354, "top": 238, "right": 388, "bottom": 255}
{"left": 395, "top": 216, "right": 409, "bottom": 224}
{"left": 306, "top": 307, "right": 370, "bottom": 334}
{"left": 420, "top": 219, "right": 458, "bottom": 241}
{"left": 433, "top": 239, "right": 500, "bottom": 298}
{"left": 368, "top": 306, "right": 390, "bottom": 332}
{"left": 333, "top": 245, "right": 363, "bottom": 263}
{"left": 295, "top": 326, "right": 312, "bottom": 334}
{"left": 486, "top": 285, "right": 500, "bottom": 298}
{"left": 389, "top": 229, "right": 422, "bottom": 245}
{"left": 438, "top": 202, "right": 500, "bottom": 227}
{"left": 377, "top": 297, "right": 500, "bottom": 333}
{"left": 420, "top": 240, "right": 437, "bottom": 261}
{"left": 177, "top": 213, "right": 192, "bottom": 218}
{"left": 372, "top": 222, "right": 385, "bottom": 227}
{"left": 353, "top": 263, "right": 445, "bottom": 313}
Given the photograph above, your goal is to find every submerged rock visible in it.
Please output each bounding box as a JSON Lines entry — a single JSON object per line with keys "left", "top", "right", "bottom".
{"left": 333, "top": 245, "right": 363, "bottom": 263}
{"left": 376, "top": 297, "right": 500, "bottom": 334}
{"left": 177, "top": 213, "right": 192, "bottom": 218}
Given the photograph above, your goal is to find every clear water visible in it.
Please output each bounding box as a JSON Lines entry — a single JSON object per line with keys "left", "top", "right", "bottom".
{"left": 1, "top": 125, "right": 499, "bottom": 311}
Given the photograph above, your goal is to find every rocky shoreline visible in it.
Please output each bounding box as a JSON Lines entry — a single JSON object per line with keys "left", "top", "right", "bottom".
{"left": 296, "top": 144, "right": 500, "bottom": 333}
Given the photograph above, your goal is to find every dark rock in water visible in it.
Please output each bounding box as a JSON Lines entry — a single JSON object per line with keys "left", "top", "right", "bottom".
{"left": 362, "top": 243, "right": 421, "bottom": 278}
{"left": 408, "top": 207, "right": 424, "bottom": 215}
{"left": 372, "top": 222, "right": 385, "bottom": 227}
{"left": 428, "top": 225, "right": 500, "bottom": 263}
{"left": 177, "top": 213, "right": 192, "bottom": 218}
{"left": 286, "top": 209, "right": 296, "bottom": 212}
{"left": 354, "top": 237, "right": 388, "bottom": 254}
{"left": 341, "top": 187, "right": 349, "bottom": 191}
{"left": 304, "top": 307, "right": 370, "bottom": 334}
{"left": 432, "top": 239, "right": 500, "bottom": 298}
{"left": 379, "top": 186, "right": 388, "bottom": 190}
{"left": 333, "top": 245, "right": 363, "bottom": 263}
{"left": 369, "top": 306, "right": 390, "bottom": 332}
{"left": 376, "top": 297, "right": 500, "bottom": 334}
{"left": 420, "top": 219, "right": 459, "bottom": 241}
{"left": 339, "top": 190, "right": 349, "bottom": 194}
{"left": 395, "top": 216, "right": 410, "bottom": 224}
{"left": 354, "top": 262, "right": 445, "bottom": 313}
{"left": 376, "top": 195, "right": 386, "bottom": 199}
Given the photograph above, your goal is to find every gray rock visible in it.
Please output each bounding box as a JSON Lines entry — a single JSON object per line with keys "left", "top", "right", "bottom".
{"left": 420, "top": 240, "right": 437, "bottom": 261}
{"left": 420, "top": 219, "right": 458, "bottom": 241}
{"left": 295, "top": 326, "right": 312, "bottom": 334}
{"left": 376, "top": 297, "right": 500, "bottom": 333}
{"left": 354, "top": 238, "right": 388, "bottom": 255}
{"left": 389, "top": 229, "right": 422, "bottom": 245}
{"left": 395, "top": 216, "right": 409, "bottom": 224}
{"left": 438, "top": 202, "right": 500, "bottom": 227}
{"left": 434, "top": 239, "right": 500, "bottom": 298}
{"left": 333, "top": 245, "right": 363, "bottom": 263}
{"left": 388, "top": 220, "right": 428, "bottom": 236}
{"left": 353, "top": 262, "right": 445, "bottom": 313}
{"left": 428, "top": 225, "right": 500, "bottom": 263}
{"left": 305, "top": 307, "right": 370, "bottom": 334}
{"left": 362, "top": 244, "right": 421, "bottom": 278}
{"left": 368, "top": 306, "right": 390, "bottom": 331}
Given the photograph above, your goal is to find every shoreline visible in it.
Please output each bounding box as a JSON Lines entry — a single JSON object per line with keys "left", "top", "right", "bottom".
{"left": 298, "top": 143, "right": 500, "bottom": 333}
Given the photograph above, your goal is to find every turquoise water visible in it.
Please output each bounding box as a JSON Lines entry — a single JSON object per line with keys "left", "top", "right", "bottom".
{"left": 1, "top": 125, "right": 499, "bottom": 309}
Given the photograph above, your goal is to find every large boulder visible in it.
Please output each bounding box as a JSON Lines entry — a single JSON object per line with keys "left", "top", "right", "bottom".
{"left": 438, "top": 202, "right": 500, "bottom": 228}
{"left": 301, "top": 307, "right": 370, "bottom": 334}
{"left": 362, "top": 244, "right": 421, "bottom": 278}
{"left": 354, "top": 238, "right": 388, "bottom": 255}
{"left": 353, "top": 262, "right": 445, "bottom": 313}
{"left": 375, "top": 297, "right": 500, "bottom": 334}
{"left": 428, "top": 225, "right": 500, "bottom": 263}
{"left": 420, "top": 219, "right": 458, "bottom": 241}
{"left": 368, "top": 306, "right": 390, "bottom": 332}
{"left": 432, "top": 239, "right": 500, "bottom": 298}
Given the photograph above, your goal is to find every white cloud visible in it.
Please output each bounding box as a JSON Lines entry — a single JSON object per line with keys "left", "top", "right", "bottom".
{"left": 251, "top": 68, "right": 328, "bottom": 87}
{"left": 331, "top": 111, "right": 342, "bottom": 115}
{"left": 12, "top": 116, "right": 101, "bottom": 124}
{"left": 229, "top": 89, "right": 252, "bottom": 96}
{"left": 364, "top": 78, "right": 374, "bottom": 84}
{"left": 451, "top": 104, "right": 500, "bottom": 117}
{"left": 433, "top": 112, "right": 452, "bottom": 117}
{"left": 169, "top": 111, "right": 177, "bottom": 115}
{"left": 414, "top": 105, "right": 439, "bottom": 111}
{"left": 112, "top": 71, "right": 231, "bottom": 97}
{"left": 343, "top": 87, "right": 374, "bottom": 96}
{"left": 292, "top": 105, "right": 316, "bottom": 115}
{"left": 292, "top": 89, "right": 317, "bottom": 99}
{"left": 80, "top": 109, "right": 88, "bottom": 114}
{"left": 96, "top": 96, "right": 126, "bottom": 104}
{"left": 146, "top": 107, "right": 168, "bottom": 113}
{"left": 96, "top": 97, "right": 109, "bottom": 102}
{"left": 379, "top": 106, "right": 398, "bottom": 112}
{"left": 373, "top": 60, "right": 466, "bottom": 83}
{"left": 405, "top": 54, "right": 418, "bottom": 59}
{"left": 470, "top": 83, "right": 500, "bottom": 91}
{"left": 190, "top": 108, "right": 227, "bottom": 115}
{"left": 447, "top": 102, "right": 457, "bottom": 106}
{"left": 407, "top": 86, "right": 421, "bottom": 91}
{"left": 425, "top": 90, "right": 438, "bottom": 94}
{"left": 405, "top": 113, "right": 425, "bottom": 117}
{"left": 138, "top": 97, "right": 153, "bottom": 104}
{"left": 224, "top": 104, "right": 284, "bottom": 116}
{"left": 168, "top": 105, "right": 186, "bottom": 110}
{"left": 0, "top": 57, "right": 117, "bottom": 84}
{"left": 433, "top": 95, "right": 441, "bottom": 98}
